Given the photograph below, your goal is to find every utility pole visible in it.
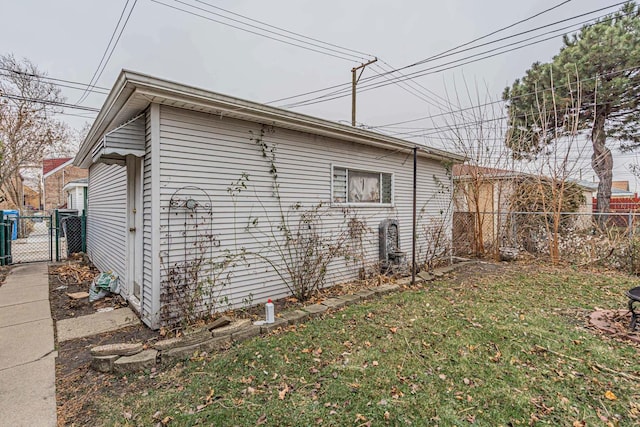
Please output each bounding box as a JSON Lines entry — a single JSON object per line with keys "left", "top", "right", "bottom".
{"left": 351, "top": 57, "right": 377, "bottom": 126}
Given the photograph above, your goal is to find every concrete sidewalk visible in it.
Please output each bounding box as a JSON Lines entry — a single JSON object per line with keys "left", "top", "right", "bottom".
{"left": 0, "top": 263, "right": 57, "bottom": 427}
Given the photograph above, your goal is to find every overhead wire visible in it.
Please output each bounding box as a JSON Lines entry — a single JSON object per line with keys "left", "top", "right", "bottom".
{"left": 370, "top": 64, "right": 640, "bottom": 130}
{"left": 1, "top": 94, "right": 101, "bottom": 112}
{"left": 281, "top": 13, "right": 631, "bottom": 110}
{"left": 190, "top": 0, "right": 375, "bottom": 59}
{"left": 76, "top": 0, "right": 138, "bottom": 105}
{"left": 180, "top": 0, "right": 372, "bottom": 62}
{"left": 0, "top": 73, "right": 108, "bottom": 96}
{"left": 0, "top": 67, "right": 110, "bottom": 92}
{"left": 279, "top": 2, "right": 629, "bottom": 108}
{"left": 144, "top": 0, "right": 623, "bottom": 118}
{"left": 348, "top": 0, "right": 628, "bottom": 86}
{"left": 149, "top": 0, "right": 362, "bottom": 63}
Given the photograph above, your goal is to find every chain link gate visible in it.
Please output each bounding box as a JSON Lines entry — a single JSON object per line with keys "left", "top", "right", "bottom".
{"left": 0, "top": 210, "right": 87, "bottom": 264}
{"left": 0, "top": 211, "right": 53, "bottom": 263}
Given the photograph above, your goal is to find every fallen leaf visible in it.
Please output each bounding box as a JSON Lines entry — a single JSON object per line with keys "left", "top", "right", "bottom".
{"left": 123, "top": 412, "right": 132, "bottom": 420}
{"left": 389, "top": 327, "right": 398, "bottom": 334}
{"left": 278, "top": 384, "right": 290, "bottom": 400}
{"left": 256, "top": 414, "right": 267, "bottom": 425}
{"left": 605, "top": 390, "right": 617, "bottom": 401}
{"left": 438, "top": 374, "right": 447, "bottom": 380}
{"left": 384, "top": 411, "right": 390, "bottom": 420}
{"left": 372, "top": 360, "right": 379, "bottom": 366}
{"left": 572, "top": 421, "right": 585, "bottom": 427}
{"left": 161, "top": 416, "right": 173, "bottom": 426}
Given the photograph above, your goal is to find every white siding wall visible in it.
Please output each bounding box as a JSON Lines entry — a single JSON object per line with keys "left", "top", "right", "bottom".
{"left": 142, "top": 108, "right": 154, "bottom": 321}
{"left": 67, "top": 187, "right": 86, "bottom": 214}
{"left": 104, "top": 115, "right": 146, "bottom": 153}
{"left": 156, "top": 105, "right": 452, "bottom": 324}
{"left": 87, "top": 163, "right": 128, "bottom": 285}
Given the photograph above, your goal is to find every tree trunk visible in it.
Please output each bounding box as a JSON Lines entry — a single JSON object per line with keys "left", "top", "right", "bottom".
{"left": 591, "top": 113, "right": 612, "bottom": 226}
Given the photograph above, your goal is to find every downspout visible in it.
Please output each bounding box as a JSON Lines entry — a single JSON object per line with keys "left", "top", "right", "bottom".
{"left": 411, "top": 147, "right": 417, "bottom": 285}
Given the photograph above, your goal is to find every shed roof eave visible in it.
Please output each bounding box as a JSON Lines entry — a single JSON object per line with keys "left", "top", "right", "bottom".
{"left": 74, "top": 70, "right": 465, "bottom": 167}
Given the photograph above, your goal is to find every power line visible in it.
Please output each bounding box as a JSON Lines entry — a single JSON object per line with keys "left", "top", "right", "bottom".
{"left": 355, "top": 1, "right": 629, "bottom": 87}
{"left": 282, "top": 12, "right": 630, "bottom": 110}
{"left": 183, "top": 0, "right": 372, "bottom": 62}
{"left": 0, "top": 94, "right": 101, "bottom": 112}
{"left": 370, "top": 64, "right": 640, "bottom": 130}
{"left": 149, "top": 0, "right": 361, "bottom": 63}
{"left": 191, "top": 0, "right": 374, "bottom": 59}
{"left": 76, "top": 0, "right": 138, "bottom": 105}
{"left": 368, "top": 63, "right": 445, "bottom": 110}
{"left": 279, "top": 2, "right": 629, "bottom": 109}
{"left": 0, "top": 67, "right": 110, "bottom": 92}
{"left": 374, "top": 61, "right": 459, "bottom": 113}
{"left": 0, "top": 73, "right": 108, "bottom": 96}
{"left": 405, "top": 0, "right": 606, "bottom": 69}
{"left": 413, "top": 0, "right": 572, "bottom": 67}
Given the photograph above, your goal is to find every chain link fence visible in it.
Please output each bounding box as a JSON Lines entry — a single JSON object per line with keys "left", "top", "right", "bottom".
{"left": 0, "top": 210, "right": 87, "bottom": 264}
{"left": 9, "top": 214, "right": 53, "bottom": 263}
{"left": 453, "top": 210, "right": 640, "bottom": 274}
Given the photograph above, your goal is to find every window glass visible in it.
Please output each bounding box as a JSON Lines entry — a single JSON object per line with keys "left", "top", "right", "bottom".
{"left": 349, "top": 170, "right": 380, "bottom": 203}
{"left": 332, "top": 166, "right": 392, "bottom": 205}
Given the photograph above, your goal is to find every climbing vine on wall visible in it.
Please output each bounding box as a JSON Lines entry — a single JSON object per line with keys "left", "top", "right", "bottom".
{"left": 246, "top": 125, "right": 371, "bottom": 301}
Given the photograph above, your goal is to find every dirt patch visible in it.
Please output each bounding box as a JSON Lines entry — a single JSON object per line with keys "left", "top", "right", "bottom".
{"left": 49, "top": 257, "right": 127, "bottom": 321}
{"left": 589, "top": 309, "right": 640, "bottom": 344}
{"left": 50, "top": 257, "right": 162, "bottom": 425}
{"left": 56, "top": 325, "right": 160, "bottom": 426}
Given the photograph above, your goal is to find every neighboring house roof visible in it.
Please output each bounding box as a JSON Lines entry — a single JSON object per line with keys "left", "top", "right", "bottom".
{"left": 75, "top": 70, "right": 465, "bottom": 168}
{"left": 573, "top": 180, "right": 599, "bottom": 191}
{"left": 43, "top": 158, "right": 74, "bottom": 178}
{"left": 62, "top": 179, "right": 88, "bottom": 192}
{"left": 452, "top": 164, "right": 525, "bottom": 180}
{"left": 454, "top": 165, "right": 596, "bottom": 192}
{"left": 611, "top": 187, "right": 635, "bottom": 197}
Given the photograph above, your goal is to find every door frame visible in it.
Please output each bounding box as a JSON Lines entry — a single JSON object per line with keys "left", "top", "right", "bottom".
{"left": 126, "top": 155, "right": 144, "bottom": 311}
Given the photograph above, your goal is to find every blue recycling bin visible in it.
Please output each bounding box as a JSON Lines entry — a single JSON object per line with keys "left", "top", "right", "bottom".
{"left": 3, "top": 210, "right": 18, "bottom": 240}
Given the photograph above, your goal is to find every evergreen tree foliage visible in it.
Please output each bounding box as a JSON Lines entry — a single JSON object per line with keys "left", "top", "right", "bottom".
{"left": 503, "top": 2, "right": 640, "bottom": 214}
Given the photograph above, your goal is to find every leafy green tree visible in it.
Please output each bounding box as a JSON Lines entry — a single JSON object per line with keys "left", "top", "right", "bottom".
{"left": 503, "top": 2, "right": 640, "bottom": 216}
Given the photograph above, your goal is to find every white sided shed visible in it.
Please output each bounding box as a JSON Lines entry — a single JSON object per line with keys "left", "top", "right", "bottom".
{"left": 75, "top": 70, "right": 463, "bottom": 329}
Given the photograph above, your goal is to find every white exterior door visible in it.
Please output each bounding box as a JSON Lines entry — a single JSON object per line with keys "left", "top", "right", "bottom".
{"left": 126, "top": 156, "right": 143, "bottom": 307}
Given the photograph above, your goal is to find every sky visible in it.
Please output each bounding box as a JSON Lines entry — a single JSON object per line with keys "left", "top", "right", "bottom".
{"left": 1, "top": 0, "right": 638, "bottom": 191}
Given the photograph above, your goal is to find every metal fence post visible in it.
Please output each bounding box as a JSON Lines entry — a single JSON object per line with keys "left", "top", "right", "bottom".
{"left": 55, "top": 210, "right": 60, "bottom": 262}
{"left": 49, "top": 215, "right": 53, "bottom": 262}
{"left": 0, "top": 210, "right": 5, "bottom": 266}
{"left": 81, "top": 212, "right": 87, "bottom": 253}
{"left": 630, "top": 211, "right": 635, "bottom": 275}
